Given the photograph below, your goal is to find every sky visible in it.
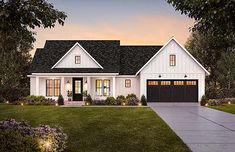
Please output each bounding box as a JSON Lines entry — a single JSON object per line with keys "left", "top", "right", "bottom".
{"left": 32, "top": 0, "right": 194, "bottom": 56}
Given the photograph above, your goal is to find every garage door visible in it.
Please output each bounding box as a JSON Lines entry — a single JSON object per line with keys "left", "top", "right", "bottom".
{"left": 147, "top": 80, "right": 198, "bottom": 102}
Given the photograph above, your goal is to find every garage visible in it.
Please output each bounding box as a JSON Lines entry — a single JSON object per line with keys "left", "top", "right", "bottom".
{"left": 147, "top": 80, "right": 198, "bottom": 102}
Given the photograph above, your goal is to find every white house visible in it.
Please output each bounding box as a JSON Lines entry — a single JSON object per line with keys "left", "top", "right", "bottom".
{"left": 28, "top": 38, "right": 209, "bottom": 103}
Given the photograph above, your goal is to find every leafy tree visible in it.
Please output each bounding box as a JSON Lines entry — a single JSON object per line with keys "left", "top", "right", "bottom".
{"left": 216, "top": 52, "right": 235, "bottom": 96}
{"left": 166, "top": 0, "right": 235, "bottom": 48}
{"left": 0, "top": 0, "right": 67, "bottom": 101}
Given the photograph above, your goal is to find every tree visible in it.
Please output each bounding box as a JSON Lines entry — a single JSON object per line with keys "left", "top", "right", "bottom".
{"left": 0, "top": 0, "right": 67, "bottom": 101}
{"left": 185, "top": 32, "right": 228, "bottom": 86}
{"left": 216, "top": 52, "right": 235, "bottom": 97}
{"left": 166, "top": 0, "right": 235, "bottom": 48}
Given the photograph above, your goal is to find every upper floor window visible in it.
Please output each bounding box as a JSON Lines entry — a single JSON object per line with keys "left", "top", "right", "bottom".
{"left": 75, "top": 55, "right": 81, "bottom": 64}
{"left": 169, "top": 54, "right": 176, "bottom": 66}
{"left": 125, "top": 79, "right": 131, "bottom": 88}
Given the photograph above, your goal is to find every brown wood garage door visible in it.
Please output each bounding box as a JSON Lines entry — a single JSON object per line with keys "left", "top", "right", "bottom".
{"left": 147, "top": 80, "right": 198, "bottom": 102}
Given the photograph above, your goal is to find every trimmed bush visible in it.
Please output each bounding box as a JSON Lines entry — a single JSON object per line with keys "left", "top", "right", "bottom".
{"left": 126, "top": 94, "right": 139, "bottom": 105}
{"left": 116, "top": 95, "right": 126, "bottom": 105}
{"left": 16, "top": 95, "right": 56, "bottom": 105}
{"left": 85, "top": 94, "right": 92, "bottom": 105}
{"left": 141, "top": 95, "right": 147, "bottom": 106}
{"left": 105, "top": 97, "right": 116, "bottom": 105}
{"left": 57, "top": 94, "right": 64, "bottom": 105}
{"left": 92, "top": 100, "right": 106, "bottom": 105}
{"left": 200, "top": 95, "right": 208, "bottom": 106}
{"left": 0, "top": 119, "right": 67, "bottom": 152}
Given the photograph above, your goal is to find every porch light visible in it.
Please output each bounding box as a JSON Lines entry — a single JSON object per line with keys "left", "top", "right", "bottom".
{"left": 84, "top": 80, "right": 88, "bottom": 91}
{"left": 66, "top": 80, "right": 71, "bottom": 91}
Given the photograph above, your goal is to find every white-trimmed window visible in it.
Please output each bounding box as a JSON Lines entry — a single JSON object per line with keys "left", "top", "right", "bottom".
{"left": 96, "top": 79, "right": 110, "bottom": 96}
{"left": 169, "top": 54, "right": 176, "bottom": 66}
{"left": 75, "top": 55, "right": 81, "bottom": 64}
{"left": 46, "top": 79, "right": 61, "bottom": 96}
{"left": 125, "top": 79, "right": 131, "bottom": 88}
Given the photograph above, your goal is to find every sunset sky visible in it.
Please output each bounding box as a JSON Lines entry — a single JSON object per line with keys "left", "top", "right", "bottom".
{"left": 33, "top": 0, "right": 194, "bottom": 56}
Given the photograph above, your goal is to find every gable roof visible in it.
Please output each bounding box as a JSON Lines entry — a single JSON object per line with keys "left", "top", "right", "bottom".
{"left": 51, "top": 42, "right": 104, "bottom": 69}
{"left": 29, "top": 40, "right": 120, "bottom": 74}
{"left": 29, "top": 38, "right": 209, "bottom": 76}
{"left": 135, "top": 38, "right": 210, "bottom": 75}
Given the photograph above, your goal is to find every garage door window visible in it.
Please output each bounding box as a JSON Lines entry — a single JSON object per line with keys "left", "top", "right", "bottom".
{"left": 186, "top": 81, "right": 197, "bottom": 85}
{"left": 161, "top": 81, "right": 171, "bottom": 85}
{"left": 148, "top": 81, "right": 158, "bottom": 85}
{"left": 174, "top": 81, "right": 184, "bottom": 85}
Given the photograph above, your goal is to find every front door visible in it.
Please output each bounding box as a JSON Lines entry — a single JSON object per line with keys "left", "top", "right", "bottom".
{"left": 72, "top": 78, "right": 83, "bottom": 101}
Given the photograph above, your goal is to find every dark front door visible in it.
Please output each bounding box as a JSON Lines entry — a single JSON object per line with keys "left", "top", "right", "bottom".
{"left": 147, "top": 80, "right": 198, "bottom": 102}
{"left": 73, "top": 78, "right": 83, "bottom": 101}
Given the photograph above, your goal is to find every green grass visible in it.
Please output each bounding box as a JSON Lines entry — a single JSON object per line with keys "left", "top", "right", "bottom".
{"left": 209, "top": 104, "right": 235, "bottom": 114}
{"left": 0, "top": 105, "right": 190, "bottom": 152}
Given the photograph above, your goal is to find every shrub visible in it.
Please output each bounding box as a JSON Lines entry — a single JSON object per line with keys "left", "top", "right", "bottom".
{"left": 141, "top": 95, "right": 147, "bottom": 106}
{"left": 16, "top": 95, "right": 56, "bottom": 105}
{"left": 126, "top": 94, "right": 139, "bottom": 105}
{"left": 105, "top": 97, "right": 116, "bottom": 105}
{"left": 57, "top": 94, "right": 64, "bottom": 105}
{"left": 0, "top": 129, "right": 40, "bottom": 152}
{"left": 0, "top": 119, "right": 67, "bottom": 152}
{"left": 92, "top": 100, "right": 106, "bottom": 105}
{"left": 85, "top": 94, "right": 92, "bottom": 105}
{"left": 116, "top": 95, "right": 126, "bottom": 105}
{"left": 200, "top": 95, "right": 208, "bottom": 106}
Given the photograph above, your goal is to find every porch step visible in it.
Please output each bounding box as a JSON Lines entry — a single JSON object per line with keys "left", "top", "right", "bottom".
{"left": 62, "top": 101, "right": 85, "bottom": 107}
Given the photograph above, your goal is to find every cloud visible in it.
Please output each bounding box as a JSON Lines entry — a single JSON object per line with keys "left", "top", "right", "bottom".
{"left": 32, "top": 15, "right": 194, "bottom": 56}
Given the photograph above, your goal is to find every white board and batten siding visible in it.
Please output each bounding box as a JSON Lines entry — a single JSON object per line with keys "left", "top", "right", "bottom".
{"left": 54, "top": 44, "right": 101, "bottom": 69}
{"left": 115, "top": 77, "right": 140, "bottom": 98}
{"left": 139, "top": 39, "right": 207, "bottom": 102}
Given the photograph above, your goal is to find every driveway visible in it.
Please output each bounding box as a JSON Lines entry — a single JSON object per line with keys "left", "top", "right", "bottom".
{"left": 149, "top": 103, "right": 235, "bottom": 152}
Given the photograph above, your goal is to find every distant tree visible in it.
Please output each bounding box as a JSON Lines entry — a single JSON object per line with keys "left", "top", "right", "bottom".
{"left": 0, "top": 0, "right": 67, "bottom": 101}
{"left": 166, "top": 0, "right": 235, "bottom": 49}
{"left": 216, "top": 52, "right": 235, "bottom": 96}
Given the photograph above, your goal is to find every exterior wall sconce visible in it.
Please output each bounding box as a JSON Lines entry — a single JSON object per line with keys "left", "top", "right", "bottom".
{"left": 66, "top": 80, "right": 71, "bottom": 94}
{"left": 184, "top": 74, "right": 187, "bottom": 78}
{"left": 159, "top": 74, "right": 162, "bottom": 78}
{"left": 84, "top": 80, "right": 88, "bottom": 91}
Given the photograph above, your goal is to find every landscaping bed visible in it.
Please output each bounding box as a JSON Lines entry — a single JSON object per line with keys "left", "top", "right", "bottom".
{"left": 0, "top": 105, "right": 190, "bottom": 152}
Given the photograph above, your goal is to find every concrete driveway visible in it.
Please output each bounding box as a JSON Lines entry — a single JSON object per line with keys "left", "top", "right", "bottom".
{"left": 149, "top": 103, "right": 235, "bottom": 152}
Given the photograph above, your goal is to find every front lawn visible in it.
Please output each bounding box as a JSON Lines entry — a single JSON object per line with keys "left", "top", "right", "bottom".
{"left": 0, "top": 105, "right": 190, "bottom": 152}
{"left": 209, "top": 104, "right": 235, "bottom": 114}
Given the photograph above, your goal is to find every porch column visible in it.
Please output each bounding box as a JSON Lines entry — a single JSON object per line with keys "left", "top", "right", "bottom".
{"left": 112, "top": 76, "right": 116, "bottom": 98}
{"left": 87, "top": 77, "right": 91, "bottom": 95}
{"left": 61, "top": 77, "right": 65, "bottom": 98}
{"left": 35, "top": 76, "right": 39, "bottom": 96}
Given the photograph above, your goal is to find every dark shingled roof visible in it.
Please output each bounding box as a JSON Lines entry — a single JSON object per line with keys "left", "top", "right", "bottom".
{"left": 29, "top": 40, "right": 162, "bottom": 75}
{"left": 120, "top": 46, "right": 162, "bottom": 75}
